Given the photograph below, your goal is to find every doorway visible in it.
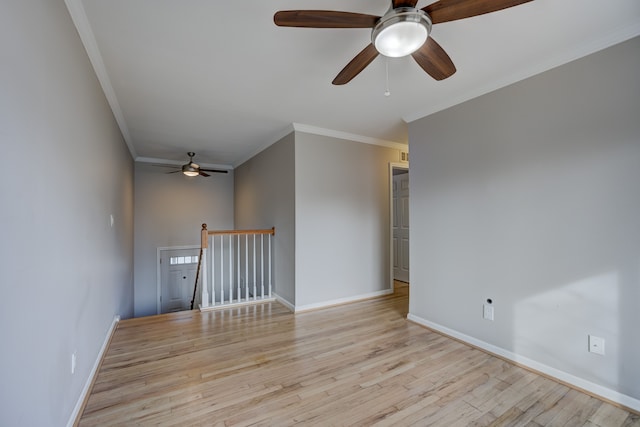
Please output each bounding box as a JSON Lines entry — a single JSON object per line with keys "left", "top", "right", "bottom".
{"left": 390, "top": 164, "right": 409, "bottom": 287}
{"left": 157, "top": 246, "right": 200, "bottom": 314}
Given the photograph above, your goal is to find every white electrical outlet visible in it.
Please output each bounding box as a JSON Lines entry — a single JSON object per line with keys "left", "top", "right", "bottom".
{"left": 483, "top": 304, "right": 494, "bottom": 321}
{"left": 110, "top": 214, "right": 114, "bottom": 228}
{"left": 589, "top": 335, "right": 605, "bottom": 355}
{"left": 71, "top": 352, "right": 77, "bottom": 374}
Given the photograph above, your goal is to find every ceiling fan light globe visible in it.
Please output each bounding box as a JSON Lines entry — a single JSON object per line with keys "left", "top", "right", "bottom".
{"left": 375, "top": 22, "right": 427, "bottom": 57}
{"left": 182, "top": 163, "right": 200, "bottom": 177}
{"left": 372, "top": 8, "right": 431, "bottom": 58}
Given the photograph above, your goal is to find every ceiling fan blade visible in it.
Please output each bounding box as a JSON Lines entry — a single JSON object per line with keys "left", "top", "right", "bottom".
{"left": 166, "top": 170, "right": 181, "bottom": 174}
{"left": 423, "top": 0, "right": 534, "bottom": 24}
{"left": 393, "top": 0, "right": 420, "bottom": 7}
{"left": 411, "top": 37, "right": 456, "bottom": 81}
{"left": 199, "top": 171, "right": 211, "bottom": 177}
{"left": 274, "top": 11, "right": 379, "bottom": 28}
{"left": 332, "top": 44, "right": 379, "bottom": 85}
{"left": 199, "top": 168, "right": 229, "bottom": 174}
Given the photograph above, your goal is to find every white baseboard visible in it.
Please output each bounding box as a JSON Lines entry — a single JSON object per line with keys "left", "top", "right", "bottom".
{"left": 199, "top": 297, "right": 276, "bottom": 312}
{"left": 273, "top": 293, "right": 295, "bottom": 312}
{"left": 294, "top": 289, "right": 393, "bottom": 313}
{"left": 407, "top": 313, "right": 640, "bottom": 413}
{"left": 67, "top": 314, "right": 120, "bottom": 427}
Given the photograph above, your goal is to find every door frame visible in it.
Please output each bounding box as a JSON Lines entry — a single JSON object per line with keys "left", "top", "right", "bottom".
{"left": 389, "top": 162, "right": 409, "bottom": 291}
{"left": 157, "top": 245, "right": 200, "bottom": 314}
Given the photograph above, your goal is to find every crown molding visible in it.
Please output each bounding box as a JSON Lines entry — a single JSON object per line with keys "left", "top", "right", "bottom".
{"left": 233, "top": 122, "right": 409, "bottom": 168}
{"left": 232, "top": 124, "right": 296, "bottom": 168}
{"left": 64, "top": 0, "right": 137, "bottom": 159}
{"left": 404, "top": 22, "right": 640, "bottom": 123}
{"left": 292, "top": 123, "right": 407, "bottom": 150}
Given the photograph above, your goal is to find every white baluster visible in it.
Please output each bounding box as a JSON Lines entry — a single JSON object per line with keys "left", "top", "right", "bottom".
{"left": 201, "top": 247, "right": 209, "bottom": 308}
{"left": 211, "top": 235, "right": 216, "bottom": 305}
{"left": 220, "top": 234, "right": 224, "bottom": 303}
{"left": 252, "top": 234, "right": 257, "bottom": 301}
{"left": 261, "top": 234, "right": 264, "bottom": 298}
{"left": 237, "top": 234, "right": 240, "bottom": 303}
{"left": 199, "top": 228, "right": 274, "bottom": 310}
{"left": 268, "top": 233, "right": 272, "bottom": 297}
{"left": 229, "top": 234, "right": 233, "bottom": 302}
{"left": 245, "top": 234, "right": 249, "bottom": 302}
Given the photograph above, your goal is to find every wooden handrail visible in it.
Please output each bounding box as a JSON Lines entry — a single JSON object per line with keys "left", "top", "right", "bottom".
{"left": 200, "top": 224, "right": 275, "bottom": 249}
{"left": 207, "top": 227, "right": 275, "bottom": 236}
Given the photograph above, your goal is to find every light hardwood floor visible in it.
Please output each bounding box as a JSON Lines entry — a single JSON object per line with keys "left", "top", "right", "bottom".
{"left": 79, "top": 284, "right": 639, "bottom": 426}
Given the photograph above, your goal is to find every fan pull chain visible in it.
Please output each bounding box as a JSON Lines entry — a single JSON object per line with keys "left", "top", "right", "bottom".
{"left": 384, "top": 59, "right": 391, "bottom": 97}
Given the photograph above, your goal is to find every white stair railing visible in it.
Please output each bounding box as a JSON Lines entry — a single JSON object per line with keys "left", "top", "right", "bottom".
{"left": 198, "top": 224, "right": 274, "bottom": 310}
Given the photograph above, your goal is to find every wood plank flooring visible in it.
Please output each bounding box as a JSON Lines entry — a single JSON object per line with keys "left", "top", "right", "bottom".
{"left": 79, "top": 284, "right": 639, "bottom": 426}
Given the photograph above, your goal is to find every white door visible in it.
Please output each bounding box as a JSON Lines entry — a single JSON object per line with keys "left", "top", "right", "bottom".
{"left": 160, "top": 248, "right": 199, "bottom": 313}
{"left": 393, "top": 172, "right": 410, "bottom": 282}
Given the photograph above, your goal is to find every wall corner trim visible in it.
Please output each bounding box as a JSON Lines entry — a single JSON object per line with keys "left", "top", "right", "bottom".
{"left": 407, "top": 313, "right": 640, "bottom": 414}
{"left": 66, "top": 314, "right": 120, "bottom": 427}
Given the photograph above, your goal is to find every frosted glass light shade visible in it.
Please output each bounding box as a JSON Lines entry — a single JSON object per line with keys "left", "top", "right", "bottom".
{"left": 374, "top": 21, "right": 428, "bottom": 57}
{"left": 183, "top": 163, "right": 200, "bottom": 176}
{"left": 372, "top": 9, "right": 432, "bottom": 58}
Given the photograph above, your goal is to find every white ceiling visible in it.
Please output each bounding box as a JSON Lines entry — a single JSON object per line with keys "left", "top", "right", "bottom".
{"left": 66, "top": 0, "right": 640, "bottom": 168}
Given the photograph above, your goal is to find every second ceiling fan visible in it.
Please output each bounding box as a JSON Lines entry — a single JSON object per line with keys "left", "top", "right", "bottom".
{"left": 158, "top": 152, "right": 228, "bottom": 177}
{"left": 274, "top": 0, "right": 533, "bottom": 85}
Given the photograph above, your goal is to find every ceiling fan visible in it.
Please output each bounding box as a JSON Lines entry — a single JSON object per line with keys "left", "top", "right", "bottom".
{"left": 156, "top": 152, "right": 228, "bottom": 177}
{"left": 274, "top": 0, "right": 533, "bottom": 85}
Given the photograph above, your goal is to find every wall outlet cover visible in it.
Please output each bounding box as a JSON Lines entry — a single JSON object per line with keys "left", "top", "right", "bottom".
{"left": 483, "top": 304, "right": 494, "bottom": 321}
{"left": 589, "top": 335, "right": 605, "bottom": 355}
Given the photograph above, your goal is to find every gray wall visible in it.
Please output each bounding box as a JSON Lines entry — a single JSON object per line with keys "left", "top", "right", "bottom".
{"left": 234, "top": 133, "right": 296, "bottom": 305}
{"left": 134, "top": 163, "right": 234, "bottom": 317}
{"left": 295, "top": 132, "right": 398, "bottom": 307}
{"left": 408, "top": 37, "right": 640, "bottom": 400}
{"left": 235, "top": 131, "right": 399, "bottom": 309}
{"left": 0, "top": 1, "right": 134, "bottom": 425}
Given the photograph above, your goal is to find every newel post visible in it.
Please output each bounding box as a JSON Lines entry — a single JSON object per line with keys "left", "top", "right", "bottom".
{"left": 200, "top": 223, "right": 209, "bottom": 308}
